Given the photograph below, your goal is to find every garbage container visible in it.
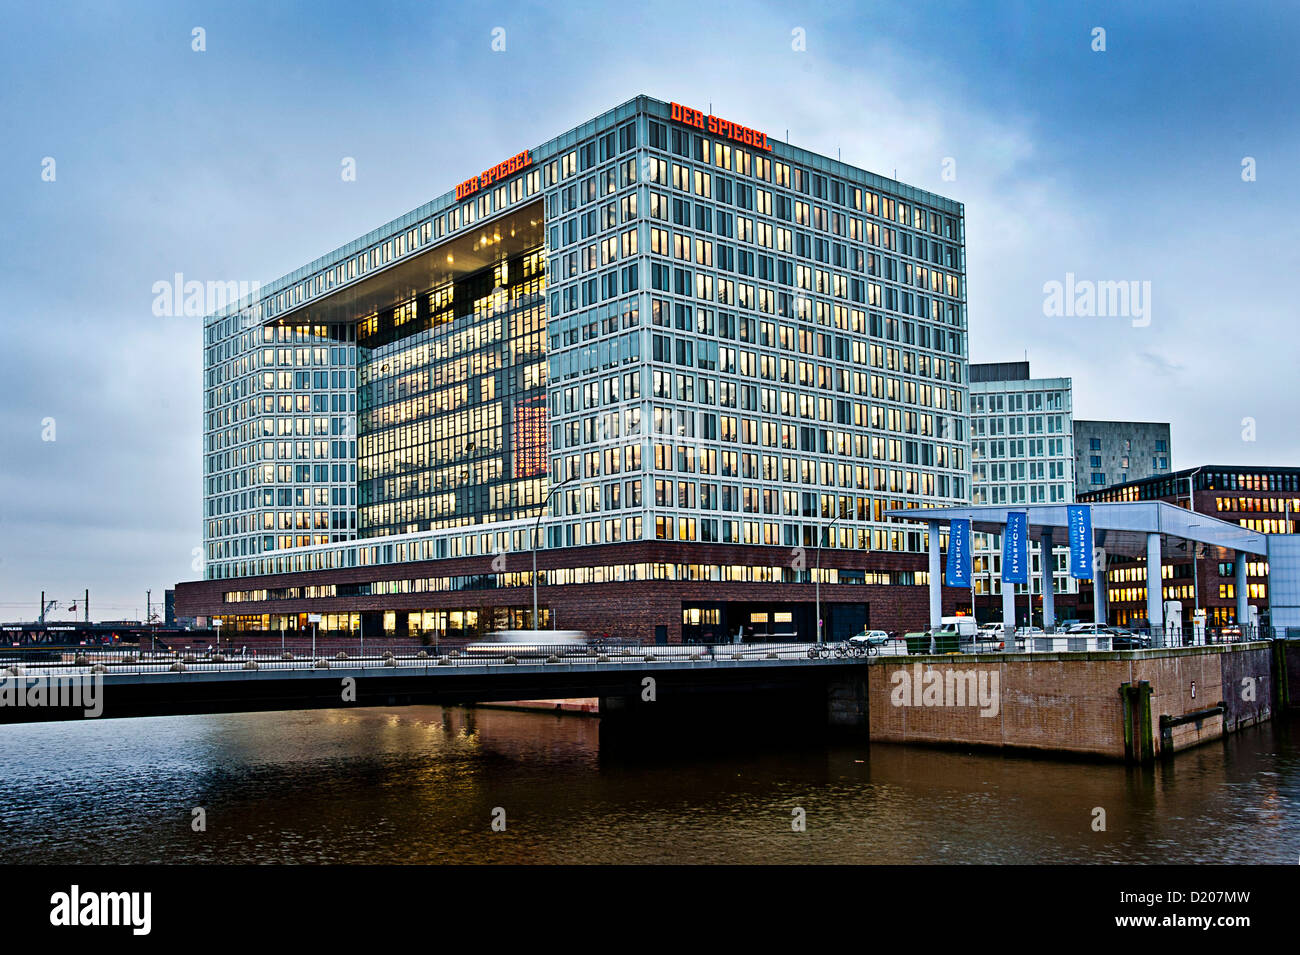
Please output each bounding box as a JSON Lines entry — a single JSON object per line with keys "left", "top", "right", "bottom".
{"left": 933, "top": 630, "right": 959, "bottom": 654}
{"left": 905, "top": 631, "right": 930, "bottom": 655}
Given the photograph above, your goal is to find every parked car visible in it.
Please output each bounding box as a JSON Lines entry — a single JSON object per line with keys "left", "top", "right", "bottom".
{"left": 1106, "top": 627, "right": 1151, "bottom": 650}
{"left": 1015, "top": 626, "right": 1044, "bottom": 636}
{"left": 1063, "top": 623, "right": 1150, "bottom": 649}
{"left": 1056, "top": 618, "right": 1083, "bottom": 630}
{"left": 849, "top": 629, "right": 893, "bottom": 649}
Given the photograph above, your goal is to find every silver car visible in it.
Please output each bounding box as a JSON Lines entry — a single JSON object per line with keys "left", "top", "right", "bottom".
{"left": 849, "top": 629, "right": 892, "bottom": 649}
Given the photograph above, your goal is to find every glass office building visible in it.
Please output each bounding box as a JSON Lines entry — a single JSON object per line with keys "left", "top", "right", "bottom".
{"left": 968, "top": 362, "right": 1075, "bottom": 614}
{"left": 183, "top": 96, "right": 970, "bottom": 643}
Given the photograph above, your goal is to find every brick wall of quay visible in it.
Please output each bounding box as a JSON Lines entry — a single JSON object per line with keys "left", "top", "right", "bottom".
{"left": 867, "top": 642, "right": 1275, "bottom": 761}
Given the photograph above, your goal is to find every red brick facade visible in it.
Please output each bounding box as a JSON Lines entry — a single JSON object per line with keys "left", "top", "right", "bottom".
{"left": 1080, "top": 469, "right": 1292, "bottom": 627}
{"left": 175, "top": 540, "right": 967, "bottom": 644}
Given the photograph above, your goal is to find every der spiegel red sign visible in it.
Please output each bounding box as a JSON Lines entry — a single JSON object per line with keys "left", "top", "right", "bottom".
{"left": 455, "top": 149, "right": 533, "bottom": 201}
{"left": 670, "top": 102, "right": 773, "bottom": 152}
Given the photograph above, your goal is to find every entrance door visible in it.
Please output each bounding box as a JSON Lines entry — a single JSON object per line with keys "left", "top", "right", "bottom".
{"left": 654, "top": 625, "right": 668, "bottom": 646}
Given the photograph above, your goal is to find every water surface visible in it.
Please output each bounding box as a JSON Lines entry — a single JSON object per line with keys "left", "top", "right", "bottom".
{"left": 1, "top": 706, "right": 1294, "bottom": 864}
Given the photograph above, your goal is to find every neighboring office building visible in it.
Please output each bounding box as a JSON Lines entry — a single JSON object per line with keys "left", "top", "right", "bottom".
{"left": 176, "top": 95, "right": 972, "bottom": 644}
{"left": 1079, "top": 465, "right": 1300, "bottom": 628}
{"left": 1073, "top": 419, "right": 1171, "bottom": 495}
{"left": 968, "top": 361, "right": 1076, "bottom": 625}
{"left": 163, "top": 588, "right": 197, "bottom": 629}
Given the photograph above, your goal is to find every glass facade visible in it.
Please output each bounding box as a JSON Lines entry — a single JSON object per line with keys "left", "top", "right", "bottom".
{"left": 200, "top": 95, "right": 969, "bottom": 582}
{"left": 203, "top": 320, "right": 357, "bottom": 569}
{"left": 968, "top": 364, "right": 1075, "bottom": 596}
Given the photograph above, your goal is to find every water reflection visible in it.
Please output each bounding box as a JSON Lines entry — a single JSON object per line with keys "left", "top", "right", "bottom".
{"left": 0, "top": 706, "right": 1294, "bottom": 864}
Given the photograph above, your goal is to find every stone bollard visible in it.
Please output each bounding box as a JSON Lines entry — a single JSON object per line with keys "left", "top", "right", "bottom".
{"left": 314, "top": 659, "right": 330, "bottom": 669}
{"left": 170, "top": 662, "right": 186, "bottom": 672}
{"left": 597, "top": 655, "right": 610, "bottom": 663}
{"left": 243, "top": 661, "right": 259, "bottom": 670}
{"left": 335, "top": 651, "right": 348, "bottom": 660}
{"left": 504, "top": 655, "right": 518, "bottom": 664}
{"left": 385, "top": 658, "right": 398, "bottom": 667}
{"left": 416, "top": 650, "right": 429, "bottom": 659}
{"left": 212, "top": 653, "right": 226, "bottom": 663}
{"left": 281, "top": 652, "right": 294, "bottom": 661}
{"left": 546, "top": 654, "right": 561, "bottom": 663}
{"left": 74, "top": 655, "right": 90, "bottom": 666}
{"left": 689, "top": 652, "right": 701, "bottom": 661}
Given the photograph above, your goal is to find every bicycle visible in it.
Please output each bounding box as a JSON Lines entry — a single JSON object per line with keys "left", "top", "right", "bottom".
{"left": 838, "top": 642, "right": 878, "bottom": 658}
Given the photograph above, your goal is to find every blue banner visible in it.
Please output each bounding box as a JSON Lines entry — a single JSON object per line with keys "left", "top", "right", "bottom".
{"left": 1067, "top": 504, "right": 1094, "bottom": 580}
{"left": 1002, "top": 512, "right": 1029, "bottom": 585}
{"left": 946, "top": 518, "right": 972, "bottom": 588}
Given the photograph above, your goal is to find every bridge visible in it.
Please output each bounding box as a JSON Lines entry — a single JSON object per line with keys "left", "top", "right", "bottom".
{"left": 0, "top": 643, "right": 869, "bottom": 733}
{"left": 7, "top": 638, "right": 1290, "bottom": 763}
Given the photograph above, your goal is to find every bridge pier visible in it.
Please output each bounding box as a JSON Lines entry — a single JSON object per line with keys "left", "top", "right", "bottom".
{"left": 596, "top": 668, "right": 867, "bottom": 748}
{"left": 826, "top": 670, "right": 868, "bottom": 731}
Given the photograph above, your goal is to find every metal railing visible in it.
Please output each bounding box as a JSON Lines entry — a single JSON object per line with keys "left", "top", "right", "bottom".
{"left": 0, "top": 641, "right": 840, "bottom": 677}
{"left": 888, "top": 624, "right": 1274, "bottom": 655}
{"left": 1, "top": 626, "right": 1290, "bottom": 677}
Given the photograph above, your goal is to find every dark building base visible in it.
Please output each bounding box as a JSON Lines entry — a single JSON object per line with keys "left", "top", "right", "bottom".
{"left": 176, "top": 541, "right": 967, "bottom": 645}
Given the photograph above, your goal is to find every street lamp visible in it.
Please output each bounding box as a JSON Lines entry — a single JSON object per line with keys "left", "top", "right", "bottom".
{"left": 815, "top": 511, "right": 843, "bottom": 644}
{"left": 533, "top": 471, "right": 579, "bottom": 631}
{"left": 1185, "top": 522, "right": 1205, "bottom": 620}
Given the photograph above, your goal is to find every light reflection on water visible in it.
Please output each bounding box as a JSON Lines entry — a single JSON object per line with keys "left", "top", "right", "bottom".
{"left": 0, "top": 706, "right": 1295, "bottom": 864}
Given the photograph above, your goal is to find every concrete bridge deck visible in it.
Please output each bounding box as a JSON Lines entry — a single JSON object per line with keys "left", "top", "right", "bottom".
{"left": 4, "top": 640, "right": 1294, "bottom": 765}
{"left": 0, "top": 643, "right": 864, "bottom": 724}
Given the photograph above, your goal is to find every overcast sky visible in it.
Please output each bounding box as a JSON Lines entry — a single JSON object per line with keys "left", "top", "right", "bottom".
{"left": 1, "top": 1, "right": 1296, "bottom": 621}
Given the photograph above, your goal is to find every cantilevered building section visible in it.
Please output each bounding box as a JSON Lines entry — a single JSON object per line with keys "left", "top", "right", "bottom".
{"left": 184, "top": 95, "right": 970, "bottom": 644}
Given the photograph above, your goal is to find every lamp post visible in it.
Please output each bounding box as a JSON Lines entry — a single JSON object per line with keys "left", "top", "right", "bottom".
{"left": 1186, "top": 522, "right": 1204, "bottom": 620}
{"left": 1182, "top": 465, "right": 1203, "bottom": 617}
{"left": 533, "top": 472, "right": 579, "bottom": 631}
{"left": 815, "top": 512, "right": 842, "bottom": 644}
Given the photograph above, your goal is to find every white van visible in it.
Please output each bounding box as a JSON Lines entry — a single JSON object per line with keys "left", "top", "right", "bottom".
{"left": 930, "top": 616, "right": 985, "bottom": 652}
{"left": 938, "top": 617, "right": 979, "bottom": 637}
